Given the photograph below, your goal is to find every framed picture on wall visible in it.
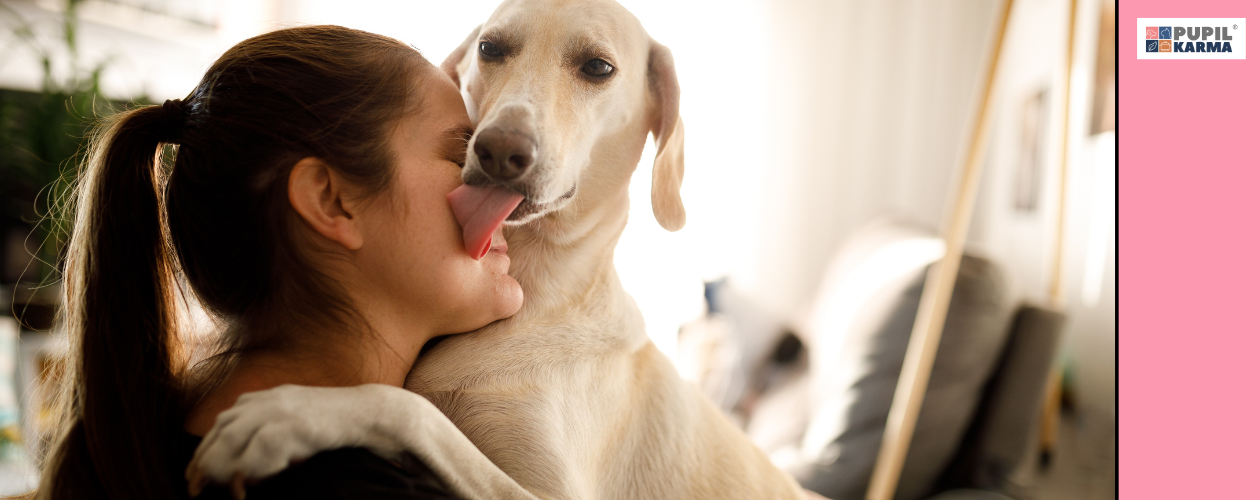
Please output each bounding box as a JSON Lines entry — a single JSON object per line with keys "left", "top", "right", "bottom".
{"left": 1013, "top": 89, "right": 1049, "bottom": 213}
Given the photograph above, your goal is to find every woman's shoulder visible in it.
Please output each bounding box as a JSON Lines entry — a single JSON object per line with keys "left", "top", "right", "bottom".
{"left": 195, "top": 446, "right": 460, "bottom": 500}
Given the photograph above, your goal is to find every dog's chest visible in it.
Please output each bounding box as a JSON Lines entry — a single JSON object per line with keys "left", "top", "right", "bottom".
{"left": 417, "top": 350, "right": 637, "bottom": 499}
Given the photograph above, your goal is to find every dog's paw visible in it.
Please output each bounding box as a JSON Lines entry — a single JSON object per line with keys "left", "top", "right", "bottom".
{"left": 186, "top": 384, "right": 409, "bottom": 498}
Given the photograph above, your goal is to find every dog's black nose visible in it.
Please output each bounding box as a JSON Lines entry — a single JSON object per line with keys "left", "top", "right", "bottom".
{"left": 474, "top": 127, "right": 536, "bottom": 181}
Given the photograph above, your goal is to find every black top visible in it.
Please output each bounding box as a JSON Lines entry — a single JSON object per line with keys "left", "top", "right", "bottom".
{"left": 179, "top": 432, "right": 461, "bottom": 499}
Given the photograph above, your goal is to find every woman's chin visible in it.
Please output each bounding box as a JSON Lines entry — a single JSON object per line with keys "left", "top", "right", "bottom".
{"left": 455, "top": 275, "right": 523, "bottom": 333}
{"left": 495, "top": 275, "right": 525, "bottom": 319}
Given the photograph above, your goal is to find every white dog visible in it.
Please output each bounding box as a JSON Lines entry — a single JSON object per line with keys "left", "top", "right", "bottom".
{"left": 189, "top": 1, "right": 813, "bottom": 499}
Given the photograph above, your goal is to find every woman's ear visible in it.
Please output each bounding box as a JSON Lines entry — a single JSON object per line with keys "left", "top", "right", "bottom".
{"left": 288, "top": 157, "right": 364, "bottom": 250}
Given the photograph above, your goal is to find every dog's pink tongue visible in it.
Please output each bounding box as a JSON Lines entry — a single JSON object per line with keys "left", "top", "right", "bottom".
{"left": 448, "top": 184, "right": 524, "bottom": 260}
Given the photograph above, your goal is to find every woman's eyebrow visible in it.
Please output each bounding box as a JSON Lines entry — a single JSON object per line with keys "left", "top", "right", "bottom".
{"left": 440, "top": 125, "right": 475, "bottom": 144}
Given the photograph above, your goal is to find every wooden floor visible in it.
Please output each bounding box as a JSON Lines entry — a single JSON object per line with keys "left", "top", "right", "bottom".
{"left": 1014, "top": 409, "right": 1117, "bottom": 500}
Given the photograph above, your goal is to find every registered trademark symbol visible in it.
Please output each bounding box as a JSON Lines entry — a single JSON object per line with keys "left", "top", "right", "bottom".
{"left": 1234, "top": 24, "right": 1239, "bottom": 30}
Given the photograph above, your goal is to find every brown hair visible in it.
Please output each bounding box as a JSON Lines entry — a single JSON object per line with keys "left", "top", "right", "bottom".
{"left": 37, "top": 25, "right": 428, "bottom": 499}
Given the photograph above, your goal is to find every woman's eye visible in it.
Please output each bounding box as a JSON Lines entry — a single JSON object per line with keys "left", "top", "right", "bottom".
{"left": 449, "top": 149, "right": 468, "bottom": 168}
{"left": 581, "top": 58, "right": 614, "bottom": 77}
{"left": 479, "top": 41, "right": 503, "bottom": 58}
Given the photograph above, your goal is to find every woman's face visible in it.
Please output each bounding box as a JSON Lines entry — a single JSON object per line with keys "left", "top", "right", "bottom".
{"left": 353, "top": 63, "right": 523, "bottom": 336}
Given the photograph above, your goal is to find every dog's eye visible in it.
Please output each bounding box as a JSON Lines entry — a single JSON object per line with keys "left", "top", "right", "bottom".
{"left": 479, "top": 41, "right": 504, "bottom": 59}
{"left": 580, "top": 58, "right": 614, "bottom": 77}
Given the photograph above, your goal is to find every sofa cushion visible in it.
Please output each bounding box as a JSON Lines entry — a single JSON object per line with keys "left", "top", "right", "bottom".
{"left": 789, "top": 220, "right": 1010, "bottom": 500}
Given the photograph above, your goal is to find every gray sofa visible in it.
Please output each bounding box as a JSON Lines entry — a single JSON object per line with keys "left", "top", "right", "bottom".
{"left": 688, "top": 220, "right": 1062, "bottom": 500}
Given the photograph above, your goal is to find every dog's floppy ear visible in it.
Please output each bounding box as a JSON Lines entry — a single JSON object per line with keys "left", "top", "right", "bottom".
{"left": 648, "top": 40, "right": 685, "bottom": 232}
{"left": 442, "top": 25, "right": 482, "bottom": 87}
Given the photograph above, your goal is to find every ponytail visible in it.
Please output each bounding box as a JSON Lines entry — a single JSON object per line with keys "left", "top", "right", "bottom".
{"left": 40, "top": 103, "right": 188, "bottom": 499}
{"left": 33, "top": 25, "right": 428, "bottom": 498}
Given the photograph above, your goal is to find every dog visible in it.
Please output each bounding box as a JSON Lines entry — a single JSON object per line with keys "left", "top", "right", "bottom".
{"left": 189, "top": 1, "right": 812, "bottom": 499}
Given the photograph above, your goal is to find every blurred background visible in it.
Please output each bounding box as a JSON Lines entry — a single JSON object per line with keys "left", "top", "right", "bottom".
{"left": 0, "top": 0, "right": 1114, "bottom": 498}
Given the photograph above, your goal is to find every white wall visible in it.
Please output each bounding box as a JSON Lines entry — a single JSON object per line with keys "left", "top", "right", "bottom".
{"left": 748, "top": 0, "right": 1002, "bottom": 320}
{"left": 0, "top": 0, "right": 216, "bottom": 98}
{"left": 969, "top": 0, "right": 1117, "bottom": 440}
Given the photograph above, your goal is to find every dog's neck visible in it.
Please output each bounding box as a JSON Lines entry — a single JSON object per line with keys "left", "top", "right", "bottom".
{"left": 503, "top": 127, "right": 649, "bottom": 328}
{"left": 506, "top": 194, "right": 630, "bottom": 322}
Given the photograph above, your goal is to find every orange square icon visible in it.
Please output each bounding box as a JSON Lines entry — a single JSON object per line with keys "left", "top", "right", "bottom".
{"left": 1159, "top": 40, "right": 1172, "bottom": 52}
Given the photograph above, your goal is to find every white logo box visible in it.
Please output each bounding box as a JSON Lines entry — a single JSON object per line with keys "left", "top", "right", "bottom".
{"left": 1137, "top": 18, "right": 1246, "bottom": 60}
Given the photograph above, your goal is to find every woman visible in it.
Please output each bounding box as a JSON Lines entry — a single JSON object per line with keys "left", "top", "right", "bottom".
{"left": 37, "top": 25, "right": 522, "bottom": 499}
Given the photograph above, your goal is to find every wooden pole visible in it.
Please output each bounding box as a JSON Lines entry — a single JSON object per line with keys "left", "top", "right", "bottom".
{"left": 1040, "top": 0, "right": 1081, "bottom": 462}
{"left": 864, "top": 1, "right": 1014, "bottom": 499}
{"left": 1048, "top": 0, "right": 1079, "bottom": 311}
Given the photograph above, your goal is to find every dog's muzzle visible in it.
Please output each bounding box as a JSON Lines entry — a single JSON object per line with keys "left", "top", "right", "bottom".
{"left": 464, "top": 104, "right": 576, "bottom": 222}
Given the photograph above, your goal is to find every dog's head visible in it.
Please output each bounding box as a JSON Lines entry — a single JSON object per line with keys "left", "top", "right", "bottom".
{"left": 443, "top": 0, "right": 685, "bottom": 231}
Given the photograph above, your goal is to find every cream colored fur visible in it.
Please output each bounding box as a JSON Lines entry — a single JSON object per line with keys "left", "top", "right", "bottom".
{"left": 404, "top": 1, "right": 804, "bottom": 498}
{"left": 190, "top": 1, "right": 812, "bottom": 498}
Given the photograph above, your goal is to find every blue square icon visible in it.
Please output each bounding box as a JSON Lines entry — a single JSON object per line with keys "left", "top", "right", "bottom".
{"left": 1159, "top": 26, "right": 1172, "bottom": 39}
{"left": 1146, "top": 40, "right": 1159, "bottom": 52}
